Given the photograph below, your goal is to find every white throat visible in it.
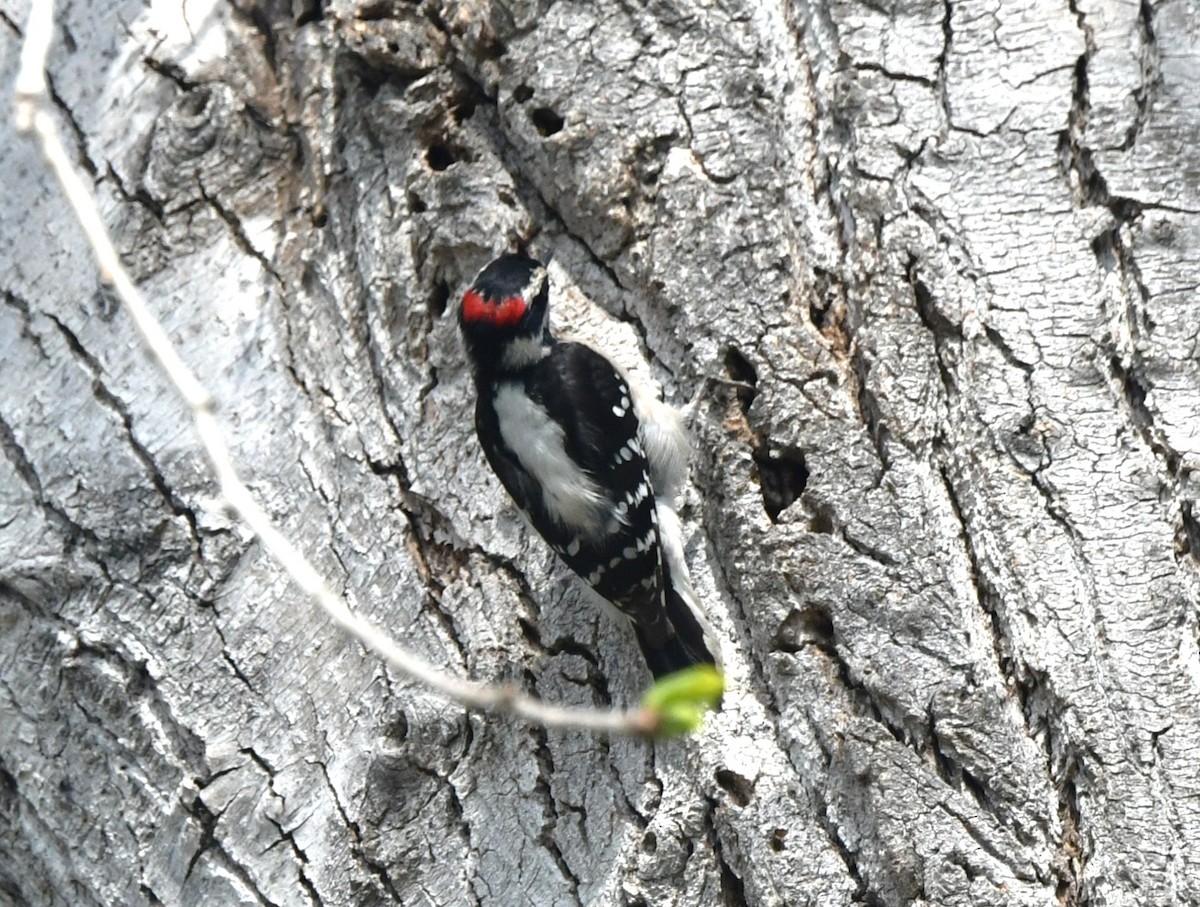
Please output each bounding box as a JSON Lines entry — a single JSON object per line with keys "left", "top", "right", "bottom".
{"left": 500, "top": 335, "right": 551, "bottom": 370}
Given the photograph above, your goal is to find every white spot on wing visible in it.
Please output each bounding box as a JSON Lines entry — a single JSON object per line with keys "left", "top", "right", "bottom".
{"left": 637, "top": 529, "right": 656, "bottom": 553}
{"left": 630, "top": 481, "right": 650, "bottom": 505}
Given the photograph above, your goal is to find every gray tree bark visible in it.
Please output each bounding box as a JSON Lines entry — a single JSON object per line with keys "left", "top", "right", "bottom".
{"left": 2, "top": 0, "right": 1198, "bottom": 904}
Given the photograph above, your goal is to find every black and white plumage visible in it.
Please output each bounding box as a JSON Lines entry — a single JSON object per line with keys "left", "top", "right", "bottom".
{"left": 458, "top": 252, "right": 719, "bottom": 679}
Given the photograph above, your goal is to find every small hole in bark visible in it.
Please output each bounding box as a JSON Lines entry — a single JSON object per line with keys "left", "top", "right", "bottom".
{"left": 808, "top": 299, "right": 828, "bottom": 329}
{"left": 718, "top": 844, "right": 749, "bottom": 905}
{"left": 311, "top": 206, "right": 328, "bottom": 228}
{"left": 769, "top": 828, "right": 788, "bottom": 852}
{"left": 808, "top": 267, "right": 850, "bottom": 350}
{"left": 429, "top": 280, "right": 450, "bottom": 318}
{"left": 517, "top": 617, "right": 544, "bottom": 649}
{"left": 1179, "top": 501, "right": 1200, "bottom": 561}
{"left": 453, "top": 98, "right": 477, "bottom": 122}
{"left": 531, "top": 107, "right": 564, "bottom": 137}
{"left": 723, "top": 347, "right": 758, "bottom": 411}
{"left": 962, "top": 768, "right": 989, "bottom": 807}
{"left": 481, "top": 37, "right": 507, "bottom": 59}
{"left": 294, "top": 2, "right": 323, "bottom": 26}
{"left": 382, "top": 712, "right": 409, "bottom": 741}
{"left": 358, "top": 1, "right": 397, "bottom": 16}
{"left": 773, "top": 611, "right": 804, "bottom": 653}
{"left": 426, "top": 144, "right": 456, "bottom": 170}
{"left": 804, "top": 606, "right": 834, "bottom": 643}
{"left": 808, "top": 505, "right": 834, "bottom": 535}
{"left": 407, "top": 192, "right": 427, "bottom": 213}
{"left": 512, "top": 84, "right": 534, "bottom": 103}
{"left": 773, "top": 605, "right": 833, "bottom": 653}
{"left": 714, "top": 769, "right": 753, "bottom": 807}
{"left": 641, "top": 831, "right": 657, "bottom": 854}
{"left": 177, "top": 86, "right": 212, "bottom": 118}
{"left": 753, "top": 446, "right": 809, "bottom": 522}
{"left": 1091, "top": 231, "right": 1119, "bottom": 271}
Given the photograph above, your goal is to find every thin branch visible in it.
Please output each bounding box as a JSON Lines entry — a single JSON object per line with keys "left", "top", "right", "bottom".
{"left": 12, "top": 0, "right": 660, "bottom": 737}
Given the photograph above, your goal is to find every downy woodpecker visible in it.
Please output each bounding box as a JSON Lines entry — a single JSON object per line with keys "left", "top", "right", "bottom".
{"left": 458, "top": 252, "right": 719, "bottom": 679}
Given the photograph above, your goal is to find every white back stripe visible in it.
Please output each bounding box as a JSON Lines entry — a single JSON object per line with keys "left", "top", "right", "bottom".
{"left": 493, "top": 384, "right": 612, "bottom": 531}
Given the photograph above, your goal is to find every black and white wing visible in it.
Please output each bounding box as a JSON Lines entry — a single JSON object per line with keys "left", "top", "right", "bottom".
{"left": 475, "top": 342, "right": 714, "bottom": 677}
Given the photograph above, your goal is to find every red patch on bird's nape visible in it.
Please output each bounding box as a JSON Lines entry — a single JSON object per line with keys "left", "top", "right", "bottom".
{"left": 461, "top": 290, "right": 528, "bottom": 328}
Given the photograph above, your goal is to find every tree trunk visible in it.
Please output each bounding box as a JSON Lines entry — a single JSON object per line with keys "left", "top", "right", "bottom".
{"left": 2, "top": 0, "right": 1197, "bottom": 904}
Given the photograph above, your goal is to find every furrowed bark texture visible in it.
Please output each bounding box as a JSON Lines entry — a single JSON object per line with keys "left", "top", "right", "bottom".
{"left": 2, "top": 0, "right": 1198, "bottom": 904}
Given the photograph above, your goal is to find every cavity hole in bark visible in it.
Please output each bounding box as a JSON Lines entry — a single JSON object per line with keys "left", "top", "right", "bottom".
{"left": 809, "top": 267, "right": 835, "bottom": 326}
{"left": 0, "top": 761, "right": 17, "bottom": 808}
{"left": 382, "top": 712, "right": 409, "bottom": 742}
{"left": 769, "top": 828, "right": 788, "bottom": 852}
{"left": 453, "top": 97, "right": 477, "bottom": 122}
{"left": 752, "top": 445, "right": 808, "bottom": 522}
{"left": 961, "top": 768, "right": 989, "bottom": 807}
{"left": 1091, "top": 229, "right": 1120, "bottom": 271}
{"left": 1180, "top": 501, "right": 1200, "bottom": 561}
{"left": 430, "top": 280, "right": 450, "bottom": 318}
{"left": 177, "top": 87, "right": 212, "bottom": 119}
{"left": 714, "top": 769, "right": 753, "bottom": 807}
{"left": 481, "top": 37, "right": 507, "bottom": 59}
{"left": 773, "top": 605, "right": 833, "bottom": 653}
{"left": 513, "top": 84, "right": 534, "bottom": 103}
{"left": 641, "top": 831, "right": 657, "bottom": 854}
{"left": 716, "top": 838, "right": 750, "bottom": 907}
{"left": 426, "top": 145, "right": 456, "bottom": 171}
{"left": 531, "top": 107, "right": 564, "bottom": 137}
{"left": 723, "top": 347, "right": 758, "bottom": 411}
{"left": 359, "top": 0, "right": 419, "bottom": 17}
{"left": 294, "top": 1, "right": 323, "bottom": 26}
{"left": 407, "top": 191, "right": 427, "bottom": 213}
{"left": 808, "top": 504, "right": 834, "bottom": 535}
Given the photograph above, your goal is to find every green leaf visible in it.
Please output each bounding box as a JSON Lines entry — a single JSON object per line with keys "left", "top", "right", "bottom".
{"left": 641, "top": 665, "right": 726, "bottom": 736}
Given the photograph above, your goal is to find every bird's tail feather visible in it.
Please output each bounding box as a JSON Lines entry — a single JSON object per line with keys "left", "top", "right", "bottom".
{"left": 637, "top": 503, "right": 721, "bottom": 680}
{"left": 634, "top": 586, "right": 719, "bottom": 679}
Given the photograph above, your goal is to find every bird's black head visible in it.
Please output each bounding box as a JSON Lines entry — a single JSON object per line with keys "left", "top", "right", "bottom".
{"left": 459, "top": 252, "right": 551, "bottom": 376}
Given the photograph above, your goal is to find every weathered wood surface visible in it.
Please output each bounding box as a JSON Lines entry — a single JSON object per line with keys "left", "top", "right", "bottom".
{"left": 2, "top": 0, "right": 1198, "bottom": 904}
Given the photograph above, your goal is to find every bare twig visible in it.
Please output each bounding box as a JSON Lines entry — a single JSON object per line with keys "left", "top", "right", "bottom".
{"left": 12, "top": 0, "right": 660, "bottom": 737}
